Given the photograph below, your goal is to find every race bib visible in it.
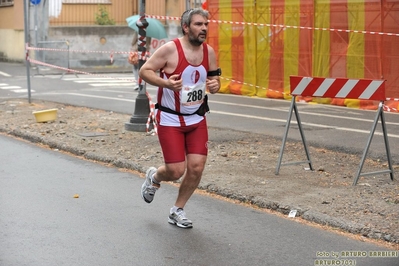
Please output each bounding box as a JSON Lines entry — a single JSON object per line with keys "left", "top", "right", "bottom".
{"left": 181, "top": 83, "right": 206, "bottom": 106}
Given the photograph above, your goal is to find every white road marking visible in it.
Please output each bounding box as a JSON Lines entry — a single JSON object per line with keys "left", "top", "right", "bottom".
{"left": 66, "top": 93, "right": 135, "bottom": 102}
{"left": 0, "top": 71, "right": 11, "bottom": 77}
{"left": 0, "top": 83, "right": 28, "bottom": 93}
{"left": 74, "top": 80, "right": 133, "bottom": 83}
{"left": 212, "top": 110, "right": 399, "bottom": 138}
{"left": 63, "top": 76, "right": 134, "bottom": 81}
{"left": 89, "top": 83, "right": 135, "bottom": 87}
{"left": 1, "top": 86, "right": 22, "bottom": 90}
{"left": 12, "top": 89, "right": 35, "bottom": 93}
{"left": 210, "top": 100, "right": 399, "bottom": 126}
{"left": 63, "top": 76, "right": 137, "bottom": 88}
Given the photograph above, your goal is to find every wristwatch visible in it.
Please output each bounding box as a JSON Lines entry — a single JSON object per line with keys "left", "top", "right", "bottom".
{"left": 207, "top": 68, "right": 222, "bottom": 77}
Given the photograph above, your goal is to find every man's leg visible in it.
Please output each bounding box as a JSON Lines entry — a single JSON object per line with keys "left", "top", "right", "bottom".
{"left": 174, "top": 154, "right": 207, "bottom": 208}
{"left": 173, "top": 118, "right": 208, "bottom": 208}
{"left": 152, "top": 153, "right": 206, "bottom": 208}
{"left": 153, "top": 124, "right": 187, "bottom": 183}
{"left": 154, "top": 162, "right": 186, "bottom": 183}
{"left": 141, "top": 125, "right": 185, "bottom": 204}
{"left": 167, "top": 153, "right": 207, "bottom": 228}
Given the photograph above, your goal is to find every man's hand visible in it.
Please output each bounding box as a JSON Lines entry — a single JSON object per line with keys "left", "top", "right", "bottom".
{"left": 128, "top": 51, "right": 138, "bottom": 65}
{"left": 206, "top": 78, "right": 220, "bottom": 94}
{"left": 166, "top": 73, "right": 183, "bottom": 91}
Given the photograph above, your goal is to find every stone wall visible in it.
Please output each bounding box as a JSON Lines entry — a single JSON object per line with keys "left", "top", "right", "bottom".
{"left": 2, "top": 24, "right": 182, "bottom": 71}
{"left": 43, "top": 26, "right": 143, "bottom": 70}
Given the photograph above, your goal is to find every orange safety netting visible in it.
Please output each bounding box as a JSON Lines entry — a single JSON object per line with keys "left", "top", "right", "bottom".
{"left": 206, "top": 0, "right": 399, "bottom": 111}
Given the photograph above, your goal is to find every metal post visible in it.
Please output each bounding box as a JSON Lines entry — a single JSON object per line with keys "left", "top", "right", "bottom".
{"left": 353, "top": 101, "right": 394, "bottom": 186}
{"left": 24, "top": 0, "right": 32, "bottom": 103}
{"left": 276, "top": 97, "right": 296, "bottom": 175}
{"left": 276, "top": 96, "right": 313, "bottom": 175}
{"left": 34, "top": 2, "right": 38, "bottom": 47}
{"left": 294, "top": 99, "right": 313, "bottom": 171}
{"left": 380, "top": 103, "right": 394, "bottom": 182}
{"left": 125, "top": 0, "right": 151, "bottom": 132}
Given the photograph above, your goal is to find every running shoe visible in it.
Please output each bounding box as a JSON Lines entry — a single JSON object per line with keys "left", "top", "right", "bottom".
{"left": 168, "top": 208, "right": 193, "bottom": 229}
{"left": 141, "top": 167, "right": 159, "bottom": 203}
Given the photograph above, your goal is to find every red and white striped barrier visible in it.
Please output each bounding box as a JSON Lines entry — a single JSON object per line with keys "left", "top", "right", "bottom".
{"left": 278, "top": 75, "right": 394, "bottom": 183}
{"left": 290, "top": 76, "right": 386, "bottom": 101}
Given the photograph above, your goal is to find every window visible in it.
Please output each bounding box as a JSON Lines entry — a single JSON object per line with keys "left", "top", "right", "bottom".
{"left": 0, "top": 0, "right": 13, "bottom": 7}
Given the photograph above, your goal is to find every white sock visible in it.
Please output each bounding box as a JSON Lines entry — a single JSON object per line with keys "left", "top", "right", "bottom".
{"left": 170, "top": 206, "right": 180, "bottom": 214}
{"left": 151, "top": 173, "right": 160, "bottom": 184}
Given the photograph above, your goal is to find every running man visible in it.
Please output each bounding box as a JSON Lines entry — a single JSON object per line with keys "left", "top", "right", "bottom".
{"left": 139, "top": 8, "right": 220, "bottom": 228}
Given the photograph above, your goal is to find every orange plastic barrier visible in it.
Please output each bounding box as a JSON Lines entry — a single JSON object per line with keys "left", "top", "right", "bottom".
{"left": 207, "top": 0, "right": 399, "bottom": 112}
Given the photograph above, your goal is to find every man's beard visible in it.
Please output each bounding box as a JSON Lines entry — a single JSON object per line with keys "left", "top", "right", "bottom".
{"left": 188, "top": 31, "right": 206, "bottom": 46}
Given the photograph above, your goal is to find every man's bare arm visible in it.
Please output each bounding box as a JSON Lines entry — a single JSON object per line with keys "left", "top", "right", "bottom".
{"left": 139, "top": 42, "right": 182, "bottom": 91}
{"left": 206, "top": 45, "right": 220, "bottom": 94}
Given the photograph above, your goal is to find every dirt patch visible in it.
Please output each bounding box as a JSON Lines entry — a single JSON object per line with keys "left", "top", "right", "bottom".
{"left": 1, "top": 99, "right": 398, "bottom": 249}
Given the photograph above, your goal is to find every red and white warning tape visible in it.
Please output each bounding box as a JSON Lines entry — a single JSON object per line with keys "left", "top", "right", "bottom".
{"left": 27, "top": 46, "right": 129, "bottom": 55}
{"left": 147, "top": 14, "right": 399, "bottom": 37}
{"left": 28, "top": 57, "right": 137, "bottom": 83}
{"left": 383, "top": 105, "right": 398, "bottom": 112}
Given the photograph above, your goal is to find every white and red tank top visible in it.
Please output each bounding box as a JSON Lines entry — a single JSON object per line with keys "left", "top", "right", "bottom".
{"left": 156, "top": 39, "right": 209, "bottom": 127}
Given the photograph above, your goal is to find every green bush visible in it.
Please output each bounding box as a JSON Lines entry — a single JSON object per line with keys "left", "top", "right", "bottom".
{"left": 95, "top": 5, "right": 115, "bottom": 25}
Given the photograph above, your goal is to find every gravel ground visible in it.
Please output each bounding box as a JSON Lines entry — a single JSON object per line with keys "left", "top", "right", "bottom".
{"left": 1, "top": 99, "right": 398, "bottom": 249}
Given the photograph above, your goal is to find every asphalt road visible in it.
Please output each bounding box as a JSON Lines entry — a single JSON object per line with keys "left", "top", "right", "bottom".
{"left": 1, "top": 134, "right": 398, "bottom": 266}
{"left": 1, "top": 62, "right": 398, "bottom": 163}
